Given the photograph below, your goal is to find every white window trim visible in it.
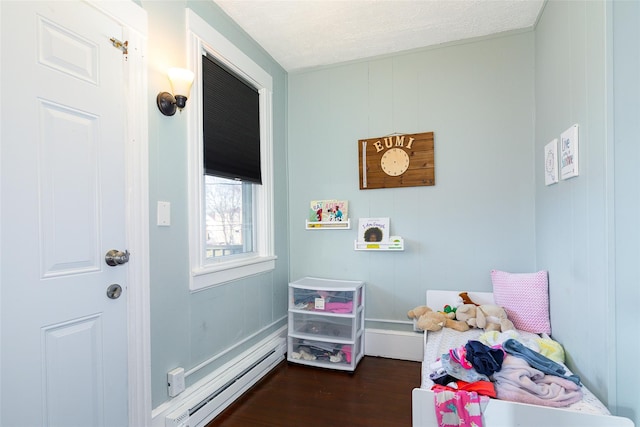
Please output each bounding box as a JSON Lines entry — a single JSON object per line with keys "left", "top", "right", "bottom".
{"left": 186, "top": 9, "right": 275, "bottom": 291}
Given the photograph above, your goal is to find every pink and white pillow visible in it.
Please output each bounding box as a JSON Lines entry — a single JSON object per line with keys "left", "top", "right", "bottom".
{"left": 491, "top": 269, "right": 551, "bottom": 335}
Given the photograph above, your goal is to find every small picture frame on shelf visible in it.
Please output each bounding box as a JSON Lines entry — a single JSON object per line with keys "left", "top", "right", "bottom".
{"left": 358, "top": 217, "right": 390, "bottom": 244}
{"left": 354, "top": 218, "right": 403, "bottom": 251}
{"left": 309, "top": 199, "right": 349, "bottom": 223}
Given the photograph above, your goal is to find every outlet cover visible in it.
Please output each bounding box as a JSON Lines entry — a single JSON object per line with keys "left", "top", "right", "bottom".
{"left": 167, "top": 367, "right": 185, "bottom": 397}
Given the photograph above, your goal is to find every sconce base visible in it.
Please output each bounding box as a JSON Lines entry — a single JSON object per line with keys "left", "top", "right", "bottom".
{"left": 157, "top": 92, "right": 177, "bottom": 116}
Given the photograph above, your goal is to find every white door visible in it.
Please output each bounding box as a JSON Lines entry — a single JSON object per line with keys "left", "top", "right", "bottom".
{"left": 1, "top": 2, "right": 131, "bottom": 425}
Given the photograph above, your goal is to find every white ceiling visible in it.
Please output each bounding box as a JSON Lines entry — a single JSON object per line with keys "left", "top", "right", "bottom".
{"left": 214, "top": 0, "right": 545, "bottom": 72}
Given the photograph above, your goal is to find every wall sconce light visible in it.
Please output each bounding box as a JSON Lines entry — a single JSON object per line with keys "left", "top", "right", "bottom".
{"left": 157, "top": 68, "right": 195, "bottom": 116}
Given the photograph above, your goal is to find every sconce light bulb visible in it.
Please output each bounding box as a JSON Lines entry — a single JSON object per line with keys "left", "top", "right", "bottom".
{"left": 168, "top": 68, "right": 194, "bottom": 98}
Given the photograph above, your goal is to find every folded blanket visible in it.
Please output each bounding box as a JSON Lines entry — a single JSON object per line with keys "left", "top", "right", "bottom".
{"left": 492, "top": 355, "right": 583, "bottom": 408}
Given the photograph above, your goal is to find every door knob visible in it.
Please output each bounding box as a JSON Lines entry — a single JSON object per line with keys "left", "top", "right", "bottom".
{"left": 106, "top": 284, "right": 123, "bottom": 299}
{"left": 105, "top": 249, "right": 130, "bottom": 266}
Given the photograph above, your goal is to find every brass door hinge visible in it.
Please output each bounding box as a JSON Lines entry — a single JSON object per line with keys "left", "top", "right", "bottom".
{"left": 109, "top": 37, "right": 128, "bottom": 55}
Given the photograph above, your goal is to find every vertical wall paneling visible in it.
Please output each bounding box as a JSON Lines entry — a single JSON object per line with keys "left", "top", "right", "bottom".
{"left": 612, "top": 0, "right": 640, "bottom": 423}
{"left": 143, "top": 0, "right": 289, "bottom": 408}
{"left": 288, "top": 33, "right": 536, "bottom": 331}
{"left": 534, "top": 0, "right": 615, "bottom": 408}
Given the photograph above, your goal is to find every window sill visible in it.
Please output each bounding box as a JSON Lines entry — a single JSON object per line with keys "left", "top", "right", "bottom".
{"left": 190, "top": 255, "right": 277, "bottom": 291}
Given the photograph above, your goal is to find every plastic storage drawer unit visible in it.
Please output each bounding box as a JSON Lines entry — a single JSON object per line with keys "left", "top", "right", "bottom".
{"left": 287, "top": 277, "right": 365, "bottom": 371}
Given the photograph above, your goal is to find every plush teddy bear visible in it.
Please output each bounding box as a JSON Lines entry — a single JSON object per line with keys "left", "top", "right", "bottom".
{"left": 407, "top": 305, "right": 470, "bottom": 332}
{"left": 456, "top": 303, "right": 515, "bottom": 332}
{"left": 455, "top": 303, "right": 480, "bottom": 328}
{"left": 477, "top": 304, "right": 515, "bottom": 332}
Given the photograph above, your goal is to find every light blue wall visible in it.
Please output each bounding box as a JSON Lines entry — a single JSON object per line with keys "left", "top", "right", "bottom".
{"left": 612, "top": 1, "right": 640, "bottom": 423}
{"left": 138, "top": 0, "right": 640, "bottom": 421}
{"left": 140, "top": 0, "right": 289, "bottom": 408}
{"left": 288, "top": 33, "right": 536, "bottom": 330}
{"left": 535, "top": 1, "right": 639, "bottom": 422}
{"left": 534, "top": 0, "right": 610, "bottom": 400}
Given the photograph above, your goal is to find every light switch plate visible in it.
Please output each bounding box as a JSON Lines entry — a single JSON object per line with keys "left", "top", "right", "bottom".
{"left": 158, "top": 201, "right": 171, "bottom": 226}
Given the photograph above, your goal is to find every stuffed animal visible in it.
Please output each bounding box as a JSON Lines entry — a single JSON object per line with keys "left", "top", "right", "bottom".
{"left": 458, "top": 292, "right": 480, "bottom": 306}
{"left": 407, "top": 305, "right": 470, "bottom": 332}
{"left": 476, "top": 305, "right": 515, "bottom": 332}
{"left": 456, "top": 303, "right": 515, "bottom": 332}
{"left": 455, "top": 303, "right": 480, "bottom": 328}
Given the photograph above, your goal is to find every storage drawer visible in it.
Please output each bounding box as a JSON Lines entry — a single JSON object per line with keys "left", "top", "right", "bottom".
{"left": 289, "top": 311, "right": 360, "bottom": 340}
{"left": 289, "top": 277, "right": 364, "bottom": 315}
{"left": 288, "top": 277, "right": 365, "bottom": 372}
{"left": 288, "top": 337, "right": 361, "bottom": 369}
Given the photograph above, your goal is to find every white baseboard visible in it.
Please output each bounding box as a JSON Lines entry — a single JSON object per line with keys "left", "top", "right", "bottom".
{"left": 151, "top": 326, "right": 421, "bottom": 427}
{"left": 152, "top": 326, "right": 287, "bottom": 427}
{"left": 364, "top": 328, "right": 424, "bottom": 362}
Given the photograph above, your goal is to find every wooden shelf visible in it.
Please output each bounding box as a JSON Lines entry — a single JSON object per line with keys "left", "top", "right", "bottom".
{"left": 306, "top": 219, "right": 351, "bottom": 229}
{"left": 354, "top": 236, "right": 404, "bottom": 251}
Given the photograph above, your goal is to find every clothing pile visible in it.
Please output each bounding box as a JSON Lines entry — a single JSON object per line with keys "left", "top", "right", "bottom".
{"left": 430, "top": 331, "right": 582, "bottom": 427}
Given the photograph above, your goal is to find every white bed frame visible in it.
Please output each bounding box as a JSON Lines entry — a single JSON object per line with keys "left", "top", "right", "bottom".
{"left": 411, "top": 290, "right": 634, "bottom": 427}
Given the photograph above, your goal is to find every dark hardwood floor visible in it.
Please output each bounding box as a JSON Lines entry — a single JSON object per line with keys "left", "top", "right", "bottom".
{"left": 206, "top": 356, "right": 421, "bottom": 427}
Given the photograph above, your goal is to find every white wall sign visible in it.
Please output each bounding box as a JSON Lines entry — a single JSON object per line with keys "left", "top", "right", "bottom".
{"left": 544, "top": 138, "right": 558, "bottom": 186}
{"left": 560, "top": 124, "right": 579, "bottom": 180}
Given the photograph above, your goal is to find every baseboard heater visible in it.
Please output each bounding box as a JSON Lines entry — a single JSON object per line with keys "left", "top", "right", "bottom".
{"left": 165, "top": 337, "right": 286, "bottom": 427}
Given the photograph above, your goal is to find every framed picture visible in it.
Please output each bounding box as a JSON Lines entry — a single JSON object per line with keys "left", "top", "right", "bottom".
{"left": 358, "top": 218, "right": 389, "bottom": 243}
{"left": 560, "top": 124, "right": 579, "bottom": 180}
{"left": 544, "top": 139, "right": 558, "bottom": 186}
{"left": 309, "top": 200, "right": 348, "bottom": 222}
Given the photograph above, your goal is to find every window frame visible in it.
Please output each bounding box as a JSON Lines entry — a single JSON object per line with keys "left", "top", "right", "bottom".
{"left": 186, "top": 9, "right": 275, "bottom": 291}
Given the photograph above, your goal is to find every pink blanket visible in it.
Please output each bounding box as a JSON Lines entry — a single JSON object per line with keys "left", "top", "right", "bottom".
{"left": 492, "top": 355, "right": 583, "bottom": 407}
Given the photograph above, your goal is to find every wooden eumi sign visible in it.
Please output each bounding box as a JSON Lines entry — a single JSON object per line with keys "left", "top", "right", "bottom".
{"left": 358, "top": 131, "right": 434, "bottom": 190}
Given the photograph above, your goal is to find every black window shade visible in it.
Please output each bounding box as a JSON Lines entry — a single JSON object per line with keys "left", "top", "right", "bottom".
{"left": 202, "top": 54, "right": 261, "bottom": 184}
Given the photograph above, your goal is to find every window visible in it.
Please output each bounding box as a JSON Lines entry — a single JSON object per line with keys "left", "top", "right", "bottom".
{"left": 186, "top": 9, "right": 275, "bottom": 291}
{"left": 202, "top": 54, "right": 258, "bottom": 261}
{"left": 204, "top": 176, "right": 253, "bottom": 259}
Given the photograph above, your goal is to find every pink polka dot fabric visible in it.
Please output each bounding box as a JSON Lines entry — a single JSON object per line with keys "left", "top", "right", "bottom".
{"left": 491, "top": 270, "right": 551, "bottom": 335}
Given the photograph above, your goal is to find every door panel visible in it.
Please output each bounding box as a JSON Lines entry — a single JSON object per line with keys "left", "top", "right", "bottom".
{"left": 1, "top": 2, "right": 129, "bottom": 425}
{"left": 38, "top": 16, "right": 99, "bottom": 84}
{"left": 42, "top": 315, "right": 104, "bottom": 427}
{"left": 39, "top": 101, "right": 101, "bottom": 276}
